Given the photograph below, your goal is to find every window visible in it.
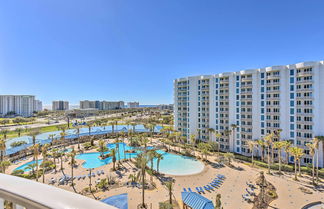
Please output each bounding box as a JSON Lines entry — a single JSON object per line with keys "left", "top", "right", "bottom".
{"left": 290, "top": 69, "right": 294, "bottom": 75}
{"left": 261, "top": 73, "right": 265, "bottom": 78}
{"left": 290, "top": 77, "right": 294, "bottom": 83}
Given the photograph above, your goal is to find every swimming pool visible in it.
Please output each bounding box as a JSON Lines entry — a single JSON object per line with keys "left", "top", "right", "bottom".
{"left": 14, "top": 159, "right": 43, "bottom": 172}
{"left": 15, "top": 143, "right": 204, "bottom": 175}
{"left": 76, "top": 143, "right": 204, "bottom": 175}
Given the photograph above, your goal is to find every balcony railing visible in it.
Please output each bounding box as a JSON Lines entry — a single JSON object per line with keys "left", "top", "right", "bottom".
{"left": 0, "top": 174, "right": 117, "bottom": 209}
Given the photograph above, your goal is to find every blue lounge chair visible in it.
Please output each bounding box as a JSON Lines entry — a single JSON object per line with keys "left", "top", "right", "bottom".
{"left": 210, "top": 183, "right": 219, "bottom": 188}
{"left": 183, "top": 188, "right": 187, "bottom": 192}
{"left": 204, "top": 186, "right": 210, "bottom": 192}
{"left": 207, "top": 185, "right": 214, "bottom": 190}
{"left": 195, "top": 187, "right": 201, "bottom": 193}
{"left": 199, "top": 187, "right": 204, "bottom": 193}
{"left": 188, "top": 188, "right": 193, "bottom": 192}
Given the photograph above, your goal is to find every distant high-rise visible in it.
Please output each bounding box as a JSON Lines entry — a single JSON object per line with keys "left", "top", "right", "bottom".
{"left": 0, "top": 95, "right": 40, "bottom": 117}
{"left": 34, "top": 100, "right": 43, "bottom": 112}
{"left": 80, "top": 100, "right": 124, "bottom": 110}
{"left": 127, "top": 102, "right": 139, "bottom": 108}
{"left": 52, "top": 101, "right": 69, "bottom": 111}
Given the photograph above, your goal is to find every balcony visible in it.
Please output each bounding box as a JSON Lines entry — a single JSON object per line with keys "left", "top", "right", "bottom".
{"left": 266, "top": 75, "right": 280, "bottom": 80}
{"left": 296, "top": 71, "right": 313, "bottom": 77}
{"left": 0, "top": 174, "right": 116, "bottom": 209}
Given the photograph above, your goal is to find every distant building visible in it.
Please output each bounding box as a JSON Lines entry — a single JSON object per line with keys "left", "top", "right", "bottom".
{"left": 34, "top": 100, "right": 43, "bottom": 112}
{"left": 52, "top": 101, "right": 69, "bottom": 111}
{"left": 127, "top": 102, "right": 139, "bottom": 108}
{"left": 80, "top": 100, "right": 100, "bottom": 109}
{"left": 158, "top": 104, "right": 173, "bottom": 111}
{"left": 100, "top": 101, "right": 124, "bottom": 110}
{"left": 0, "top": 95, "right": 39, "bottom": 117}
{"left": 80, "top": 100, "right": 124, "bottom": 110}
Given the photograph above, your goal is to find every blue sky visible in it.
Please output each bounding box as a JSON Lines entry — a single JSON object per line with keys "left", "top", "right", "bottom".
{"left": 1, "top": 0, "right": 324, "bottom": 105}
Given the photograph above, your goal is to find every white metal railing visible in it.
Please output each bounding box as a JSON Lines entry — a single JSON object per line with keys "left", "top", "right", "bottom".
{"left": 0, "top": 174, "right": 117, "bottom": 209}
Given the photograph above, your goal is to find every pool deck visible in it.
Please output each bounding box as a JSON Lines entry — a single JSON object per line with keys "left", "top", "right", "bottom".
{"left": 7, "top": 137, "right": 324, "bottom": 209}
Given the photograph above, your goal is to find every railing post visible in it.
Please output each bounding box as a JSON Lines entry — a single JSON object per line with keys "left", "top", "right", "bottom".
{"left": 0, "top": 198, "right": 4, "bottom": 209}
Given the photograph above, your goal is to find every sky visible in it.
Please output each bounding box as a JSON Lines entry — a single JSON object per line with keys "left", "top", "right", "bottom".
{"left": 1, "top": 0, "right": 324, "bottom": 105}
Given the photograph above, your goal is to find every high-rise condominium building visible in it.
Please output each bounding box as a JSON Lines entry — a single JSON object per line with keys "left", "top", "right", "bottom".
{"left": 127, "top": 102, "right": 139, "bottom": 108}
{"left": 52, "top": 101, "right": 69, "bottom": 111}
{"left": 0, "top": 95, "right": 40, "bottom": 117}
{"left": 34, "top": 100, "right": 43, "bottom": 112}
{"left": 174, "top": 61, "right": 324, "bottom": 167}
{"left": 80, "top": 100, "right": 124, "bottom": 110}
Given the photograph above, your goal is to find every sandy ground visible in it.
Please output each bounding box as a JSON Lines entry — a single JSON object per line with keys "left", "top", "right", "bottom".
{"left": 7, "top": 139, "right": 324, "bottom": 209}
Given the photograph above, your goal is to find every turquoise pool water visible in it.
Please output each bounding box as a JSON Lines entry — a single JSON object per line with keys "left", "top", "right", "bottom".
{"left": 152, "top": 152, "right": 204, "bottom": 175}
{"left": 76, "top": 143, "right": 204, "bottom": 175}
{"left": 15, "top": 143, "right": 204, "bottom": 175}
{"left": 15, "top": 159, "right": 43, "bottom": 172}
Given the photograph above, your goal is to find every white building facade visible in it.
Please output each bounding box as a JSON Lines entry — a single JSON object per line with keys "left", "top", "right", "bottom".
{"left": 174, "top": 61, "right": 324, "bottom": 167}
{"left": 127, "top": 102, "right": 140, "bottom": 108}
{"left": 0, "top": 95, "right": 38, "bottom": 117}
{"left": 34, "top": 100, "right": 43, "bottom": 112}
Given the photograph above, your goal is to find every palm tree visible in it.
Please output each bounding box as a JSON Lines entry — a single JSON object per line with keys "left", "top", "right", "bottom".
{"left": 273, "top": 141, "right": 285, "bottom": 174}
{"left": 0, "top": 161, "right": 10, "bottom": 174}
{"left": 264, "top": 133, "right": 274, "bottom": 174}
{"left": 74, "top": 126, "right": 81, "bottom": 150}
{"left": 257, "top": 139, "right": 265, "bottom": 162}
{"left": 306, "top": 142, "right": 316, "bottom": 185}
{"left": 314, "top": 136, "right": 324, "bottom": 184}
{"left": 48, "top": 134, "right": 56, "bottom": 145}
{"left": 60, "top": 131, "right": 67, "bottom": 150}
{"left": 0, "top": 138, "right": 6, "bottom": 165}
{"left": 41, "top": 144, "right": 49, "bottom": 183}
{"left": 230, "top": 124, "right": 237, "bottom": 152}
{"left": 247, "top": 140, "right": 256, "bottom": 166}
{"left": 59, "top": 151, "right": 65, "bottom": 175}
{"left": 111, "top": 148, "right": 117, "bottom": 171}
{"left": 207, "top": 128, "right": 215, "bottom": 142}
{"left": 282, "top": 140, "right": 292, "bottom": 164}
{"left": 32, "top": 144, "right": 40, "bottom": 181}
{"left": 51, "top": 148, "right": 59, "bottom": 172}
{"left": 86, "top": 122, "right": 93, "bottom": 136}
{"left": 68, "top": 148, "right": 77, "bottom": 193}
{"left": 29, "top": 129, "right": 40, "bottom": 146}
{"left": 214, "top": 131, "right": 222, "bottom": 155}
{"left": 109, "top": 121, "right": 115, "bottom": 134}
{"left": 15, "top": 128, "right": 24, "bottom": 137}
{"left": 0, "top": 129, "right": 9, "bottom": 140}
{"left": 289, "top": 146, "right": 304, "bottom": 181}
{"left": 156, "top": 153, "right": 164, "bottom": 173}
{"left": 138, "top": 153, "right": 149, "bottom": 208}
{"left": 98, "top": 139, "right": 106, "bottom": 157}
{"left": 165, "top": 181, "right": 174, "bottom": 205}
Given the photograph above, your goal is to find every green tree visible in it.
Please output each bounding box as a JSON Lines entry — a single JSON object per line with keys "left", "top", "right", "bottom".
{"left": 68, "top": 148, "right": 77, "bottom": 193}
{"left": 165, "top": 181, "right": 174, "bottom": 205}
{"left": 289, "top": 146, "right": 304, "bottom": 181}
{"left": 273, "top": 141, "right": 285, "bottom": 174}
{"left": 29, "top": 129, "right": 40, "bottom": 146}
{"left": 15, "top": 128, "right": 24, "bottom": 137}
{"left": 32, "top": 144, "right": 40, "bottom": 181}
{"left": 41, "top": 144, "right": 49, "bottom": 183}
{"left": 247, "top": 140, "right": 257, "bottom": 166}
{"left": 306, "top": 142, "right": 316, "bottom": 185}
{"left": 111, "top": 148, "right": 117, "bottom": 171}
